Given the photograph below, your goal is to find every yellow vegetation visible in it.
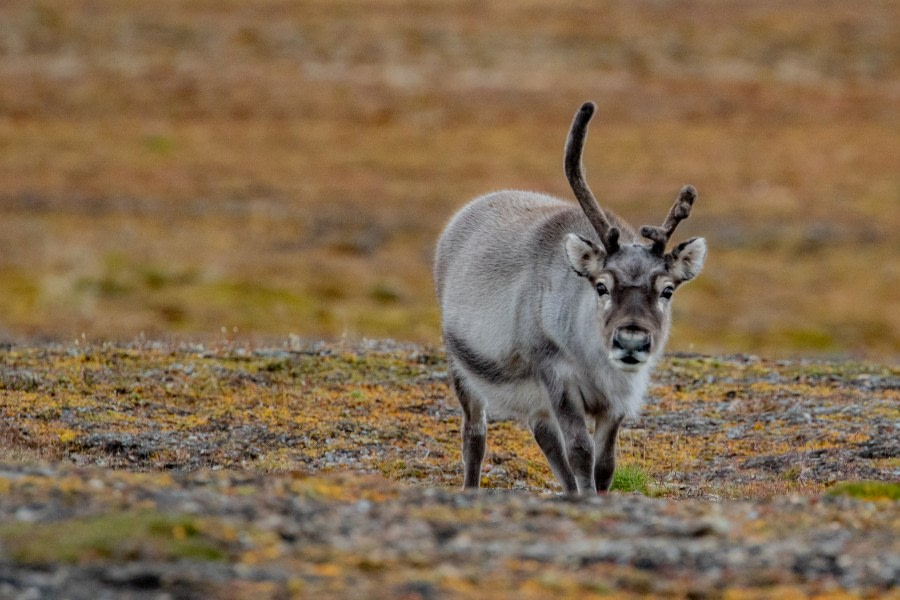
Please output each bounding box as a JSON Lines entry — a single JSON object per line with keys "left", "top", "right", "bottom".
{"left": 0, "top": 1, "right": 897, "bottom": 357}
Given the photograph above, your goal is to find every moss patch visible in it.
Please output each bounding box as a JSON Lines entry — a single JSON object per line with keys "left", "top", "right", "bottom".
{"left": 827, "top": 481, "right": 900, "bottom": 501}
{"left": 0, "top": 511, "right": 228, "bottom": 565}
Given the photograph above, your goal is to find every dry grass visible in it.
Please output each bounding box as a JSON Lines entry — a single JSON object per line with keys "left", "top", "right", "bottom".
{"left": 0, "top": 424, "right": 61, "bottom": 463}
{"left": 0, "top": 0, "right": 897, "bottom": 357}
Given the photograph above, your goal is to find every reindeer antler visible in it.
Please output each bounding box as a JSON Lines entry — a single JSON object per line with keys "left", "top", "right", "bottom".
{"left": 565, "top": 102, "right": 620, "bottom": 252}
{"left": 640, "top": 185, "right": 697, "bottom": 255}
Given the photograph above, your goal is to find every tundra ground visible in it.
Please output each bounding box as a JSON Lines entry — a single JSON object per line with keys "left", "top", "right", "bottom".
{"left": 0, "top": 340, "right": 897, "bottom": 598}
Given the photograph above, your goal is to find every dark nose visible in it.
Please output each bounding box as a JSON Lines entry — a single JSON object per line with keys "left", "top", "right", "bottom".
{"left": 613, "top": 326, "right": 652, "bottom": 353}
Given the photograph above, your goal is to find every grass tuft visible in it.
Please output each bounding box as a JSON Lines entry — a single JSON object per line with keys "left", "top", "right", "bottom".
{"left": 610, "top": 465, "right": 650, "bottom": 495}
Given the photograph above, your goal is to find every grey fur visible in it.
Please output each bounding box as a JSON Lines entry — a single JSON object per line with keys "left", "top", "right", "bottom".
{"left": 434, "top": 103, "right": 707, "bottom": 494}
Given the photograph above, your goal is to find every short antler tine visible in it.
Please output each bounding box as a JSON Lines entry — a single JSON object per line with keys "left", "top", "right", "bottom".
{"left": 640, "top": 185, "right": 697, "bottom": 255}
{"left": 605, "top": 227, "right": 620, "bottom": 254}
{"left": 662, "top": 185, "right": 696, "bottom": 238}
{"left": 640, "top": 225, "right": 667, "bottom": 256}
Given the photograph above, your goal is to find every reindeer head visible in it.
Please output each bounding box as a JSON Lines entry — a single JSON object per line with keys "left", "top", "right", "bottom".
{"left": 563, "top": 103, "right": 707, "bottom": 370}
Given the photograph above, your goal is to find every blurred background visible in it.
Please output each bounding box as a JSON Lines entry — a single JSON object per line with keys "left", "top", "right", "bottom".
{"left": 0, "top": 0, "right": 897, "bottom": 359}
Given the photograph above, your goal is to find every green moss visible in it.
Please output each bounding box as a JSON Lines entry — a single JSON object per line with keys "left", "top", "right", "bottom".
{"left": 0, "top": 511, "right": 227, "bottom": 565}
{"left": 827, "top": 480, "right": 900, "bottom": 501}
{"left": 195, "top": 280, "right": 317, "bottom": 329}
{"left": 781, "top": 465, "right": 802, "bottom": 481}
{"left": 0, "top": 270, "right": 40, "bottom": 318}
{"left": 140, "top": 266, "right": 198, "bottom": 290}
{"left": 76, "top": 274, "right": 132, "bottom": 297}
{"left": 143, "top": 134, "right": 175, "bottom": 156}
{"left": 369, "top": 283, "right": 400, "bottom": 304}
{"left": 264, "top": 359, "right": 288, "bottom": 372}
{"left": 782, "top": 328, "right": 835, "bottom": 351}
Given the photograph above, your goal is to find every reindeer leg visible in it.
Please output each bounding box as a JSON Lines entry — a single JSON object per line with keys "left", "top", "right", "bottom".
{"left": 553, "top": 390, "right": 596, "bottom": 494}
{"left": 450, "top": 365, "right": 486, "bottom": 489}
{"left": 530, "top": 415, "right": 578, "bottom": 494}
{"left": 593, "top": 414, "right": 624, "bottom": 492}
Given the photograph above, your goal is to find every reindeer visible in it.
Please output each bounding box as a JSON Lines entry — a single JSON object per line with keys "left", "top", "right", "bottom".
{"left": 433, "top": 102, "right": 706, "bottom": 494}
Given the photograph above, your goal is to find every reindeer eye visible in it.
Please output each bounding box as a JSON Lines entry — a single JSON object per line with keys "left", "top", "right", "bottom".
{"left": 596, "top": 282, "right": 609, "bottom": 296}
{"left": 661, "top": 285, "right": 675, "bottom": 300}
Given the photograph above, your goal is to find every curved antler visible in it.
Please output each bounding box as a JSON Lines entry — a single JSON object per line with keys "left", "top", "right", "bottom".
{"left": 565, "top": 102, "right": 619, "bottom": 252}
{"left": 640, "top": 185, "right": 697, "bottom": 255}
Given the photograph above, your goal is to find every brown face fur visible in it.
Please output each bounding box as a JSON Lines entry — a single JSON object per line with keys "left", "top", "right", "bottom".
{"left": 595, "top": 244, "right": 670, "bottom": 367}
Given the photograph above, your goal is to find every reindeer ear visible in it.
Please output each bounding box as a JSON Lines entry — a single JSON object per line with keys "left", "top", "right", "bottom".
{"left": 667, "top": 237, "right": 707, "bottom": 282}
{"left": 565, "top": 233, "right": 606, "bottom": 277}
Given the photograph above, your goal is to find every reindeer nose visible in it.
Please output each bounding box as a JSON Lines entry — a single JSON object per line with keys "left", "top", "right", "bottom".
{"left": 613, "top": 327, "right": 652, "bottom": 354}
